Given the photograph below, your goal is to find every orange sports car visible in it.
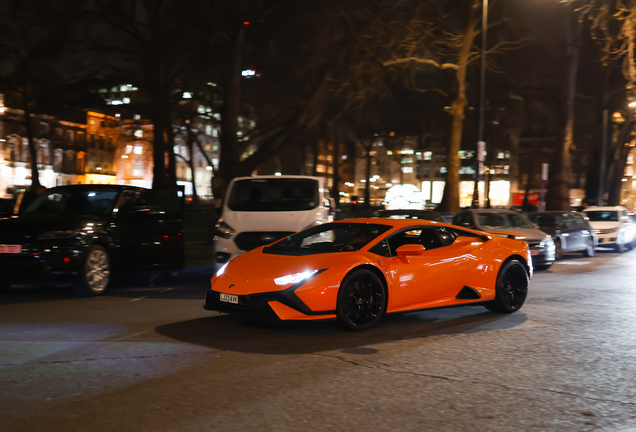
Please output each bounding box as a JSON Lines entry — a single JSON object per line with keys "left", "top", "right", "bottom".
{"left": 204, "top": 219, "right": 532, "bottom": 330}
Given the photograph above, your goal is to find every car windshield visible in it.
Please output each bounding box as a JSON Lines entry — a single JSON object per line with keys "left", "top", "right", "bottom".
{"left": 585, "top": 211, "right": 619, "bottom": 222}
{"left": 228, "top": 178, "right": 319, "bottom": 212}
{"left": 23, "top": 189, "right": 120, "bottom": 216}
{"left": 378, "top": 211, "right": 445, "bottom": 222}
{"left": 477, "top": 212, "right": 534, "bottom": 229}
{"left": 263, "top": 223, "right": 392, "bottom": 256}
{"left": 528, "top": 213, "right": 557, "bottom": 225}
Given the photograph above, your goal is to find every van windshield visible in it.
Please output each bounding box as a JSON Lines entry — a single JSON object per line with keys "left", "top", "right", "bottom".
{"left": 228, "top": 178, "right": 319, "bottom": 212}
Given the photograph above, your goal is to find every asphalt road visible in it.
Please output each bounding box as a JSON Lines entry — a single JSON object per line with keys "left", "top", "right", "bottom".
{"left": 2, "top": 248, "right": 636, "bottom": 432}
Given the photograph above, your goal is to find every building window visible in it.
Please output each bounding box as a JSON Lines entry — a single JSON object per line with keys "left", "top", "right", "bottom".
{"left": 134, "top": 130, "right": 143, "bottom": 138}
{"left": 125, "top": 145, "right": 133, "bottom": 154}
{"left": 402, "top": 167, "right": 413, "bottom": 174}
{"left": 133, "top": 144, "right": 143, "bottom": 155}
{"left": 423, "top": 151, "right": 432, "bottom": 161}
{"left": 133, "top": 162, "right": 143, "bottom": 177}
{"left": 401, "top": 157, "right": 413, "bottom": 164}
{"left": 76, "top": 152, "right": 85, "bottom": 173}
{"left": 54, "top": 149, "right": 63, "bottom": 171}
{"left": 205, "top": 124, "right": 213, "bottom": 136}
{"left": 67, "top": 130, "right": 75, "bottom": 143}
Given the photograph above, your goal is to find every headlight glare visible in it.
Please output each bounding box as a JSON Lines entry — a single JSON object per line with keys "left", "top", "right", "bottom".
{"left": 216, "top": 262, "right": 228, "bottom": 277}
{"left": 275, "top": 270, "right": 318, "bottom": 286}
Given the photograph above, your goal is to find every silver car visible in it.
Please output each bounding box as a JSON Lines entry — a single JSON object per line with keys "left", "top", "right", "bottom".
{"left": 452, "top": 209, "right": 556, "bottom": 270}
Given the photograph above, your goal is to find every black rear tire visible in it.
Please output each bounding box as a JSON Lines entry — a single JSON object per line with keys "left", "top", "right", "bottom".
{"left": 485, "top": 259, "right": 529, "bottom": 313}
{"left": 73, "top": 245, "right": 111, "bottom": 296}
{"left": 336, "top": 269, "right": 386, "bottom": 331}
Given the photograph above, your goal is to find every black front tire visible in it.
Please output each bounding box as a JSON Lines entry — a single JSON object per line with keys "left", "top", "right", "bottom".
{"left": 485, "top": 259, "right": 529, "bottom": 313}
{"left": 73, "top": 245, "right": 111, "bottom": 296}
{"left": 336, "top": 269, "right": 386, "bottom": 331}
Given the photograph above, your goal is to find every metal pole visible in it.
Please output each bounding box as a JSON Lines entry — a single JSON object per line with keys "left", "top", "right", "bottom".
{"left": 599, "top": 107, "right": 608, "bottom": 205}
{"left": 472, "top": 0, "right": 488, "bottom": 208}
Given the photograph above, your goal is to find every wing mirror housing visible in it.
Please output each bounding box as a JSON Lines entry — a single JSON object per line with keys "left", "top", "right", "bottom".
{"left": 396, "top": 244, "right": 426, "bottom": 260}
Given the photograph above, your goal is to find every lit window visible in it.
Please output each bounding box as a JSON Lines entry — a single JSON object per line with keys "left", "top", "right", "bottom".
{"left": 111, "top": 100, "right": 123, "bottom": 105}
{"left": 134, "top": 145, "right": 143, "bottom": 155}
{"left": 212, "top": 128, "right": 219, "bottom": 137}
{"left": 424, "top": 151, "right": 432, "bottom": 161}
{"left": 125, "top": 145, "right": 133, "bottom": 154}
{"left": 123, "top": 97, "right": 130, "bottom": 104}
{"left": 402, "top": 167, "right": 413, "bottom": 173}
{"left": 440, "top": 167, "right": 447, "bottom": 174}
{"left": 342, "top": 155, "right": 347, "bottom": 160}
{"left": 134, "top": 130, "right": 143, "bottom": 138}
{"left": 205, "top": 124, "right": 213, "bottom": 135}
{"left": 133, "top": 162, "right": 143, "bottom": 177}
{"left": 212, "top": 145, "right": 219, "bottom": 151}
{"left": 387, "top": 150, "right": 393, "bottom": 156}
{"left": 402, "top": 149, "right": 414, "bottom": 154}
{"left": 212, "top": 158, "right": 219, "bottom": 169}
{"left": 120, "top": 85, "right": 128, "bottom": 91}
{"left": 198, "top": 105, "right": 206, "bottom": 114}
{"left": 183, "top": 92, "right": 193, "bottom": 99}
{"left": 497, "top": 152, "right": 505, "bottom": 159}
{"left": 401, "top": 158, "right": 413, "bottom": 164}
{"left": 134, "top": 114, "right": 141, "bottom": 120}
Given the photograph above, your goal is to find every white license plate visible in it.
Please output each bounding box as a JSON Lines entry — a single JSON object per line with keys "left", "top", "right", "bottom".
{"left": 530, "top": 250, "right": 539, "bottom": 256}
{"left": 219, "top": 293, "right": 238, "bottom": 304}
{"left": 0, "top": 244, "right": 21, "bottom": 254}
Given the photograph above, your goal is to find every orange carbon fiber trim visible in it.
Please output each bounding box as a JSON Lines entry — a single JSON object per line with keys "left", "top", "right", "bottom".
{"left": 268, "top": 301, "right": 336, "bottom": 321}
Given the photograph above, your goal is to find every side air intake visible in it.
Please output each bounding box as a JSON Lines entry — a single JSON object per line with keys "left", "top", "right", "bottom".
{"left": 455, "top": 286, "right": 482, "bottom": 300}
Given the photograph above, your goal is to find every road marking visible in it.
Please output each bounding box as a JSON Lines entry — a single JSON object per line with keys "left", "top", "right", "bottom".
{"left": 555, "top": 261, "right": 593, "bottom": 265}
{"left": 130, "top": 296, "right": 148, "bottom": 301}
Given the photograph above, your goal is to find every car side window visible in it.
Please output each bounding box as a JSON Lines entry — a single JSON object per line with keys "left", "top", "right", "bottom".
{"left": 436, "top": 227, "right": 457, "bottom": 246}
{"left": 369, "top": 239, "right": 391, "bottom": 257}
{"left": 454, "top": 213, "right": 471, "bottom": 227}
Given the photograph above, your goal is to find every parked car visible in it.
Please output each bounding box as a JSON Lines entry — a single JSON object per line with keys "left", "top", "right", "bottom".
{"left": 452, "top": 209, "right": 555, "bottom": 270}
{"left": 527, "top": 211, "right": 597, "bottom": 259}
{"left": 0, "top": 198, "right": 16, "bottom": 217}
{"left": 373, "top": 209, "right": 448, "bottom": 223}
{"left": 583, "top": 206, "right": 636, "bottom": 252}
{"left": 0, "top": 185, "right": 185, "bottom": 295}
{"left": 213, "top": 176, "right": 335, "bottom": 267}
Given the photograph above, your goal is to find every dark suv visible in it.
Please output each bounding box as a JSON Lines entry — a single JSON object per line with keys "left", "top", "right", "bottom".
{"left": 0, "top": 185, "right": 184, "bottom": 295}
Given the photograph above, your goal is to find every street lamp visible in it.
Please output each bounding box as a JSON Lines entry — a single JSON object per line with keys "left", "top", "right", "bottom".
{"left": 472, "top": 0, "right": 488, "bottom": 208}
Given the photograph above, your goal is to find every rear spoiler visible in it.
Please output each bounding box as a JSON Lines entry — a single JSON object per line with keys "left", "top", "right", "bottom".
{"left": 487, "top": 231, "right": 526, "bottom": 240}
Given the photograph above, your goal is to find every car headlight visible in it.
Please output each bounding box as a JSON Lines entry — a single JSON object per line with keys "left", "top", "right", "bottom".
{"left": 539, "top": 236, "right": 554, "bottom": 249}
{"left": 216, "top": 262, "right": 229, "bottom": 277}
{"left": 214, "top": 218, "right": 235, "bottom": 239}
{"left": 275, "top": 270, "right": 319, "bottom": 286}
{"left": 38, "top": 230, "right": 83, "bottom": 240}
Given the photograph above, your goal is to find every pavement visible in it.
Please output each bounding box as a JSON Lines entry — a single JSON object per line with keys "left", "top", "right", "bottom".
{"left": 2, "top": 248, "right": 636, "bottom": 431}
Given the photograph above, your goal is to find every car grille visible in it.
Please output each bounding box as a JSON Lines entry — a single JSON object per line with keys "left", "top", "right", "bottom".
{"left": 234, "top": 231, "right": 294, "bottom": 251}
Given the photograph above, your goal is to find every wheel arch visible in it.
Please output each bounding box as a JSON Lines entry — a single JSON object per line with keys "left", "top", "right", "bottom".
{"left": 501, "top": 254, "right": 530, "bottom": 277}
{"left": 347, "top": 264, "right": 390, "bottom": 309}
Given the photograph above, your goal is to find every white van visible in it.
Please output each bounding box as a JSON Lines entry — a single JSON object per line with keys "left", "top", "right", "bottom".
{"left": 583, "top": 206, "right": 636, "bottom": 252}
{"left": 212, "top": 175, "right": 335, "bottom": 267}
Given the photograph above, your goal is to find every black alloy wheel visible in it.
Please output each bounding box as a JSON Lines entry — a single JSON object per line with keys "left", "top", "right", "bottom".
{"left": 583, "top": 237, "right": 595, "bottom": 257}
{"left": 554, "top": 238, "right": 563, "bottom": 260}
{"left": 336, "top": 269, "right": 386, "bottom": 331}
{"left": 485, "top": 259, "right": 529, "bottom": 313}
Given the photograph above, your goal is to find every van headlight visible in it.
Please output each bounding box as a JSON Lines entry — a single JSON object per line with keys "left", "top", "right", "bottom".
{"left": 214, "top": 218, "right": 235, "bottom": 239}
{"left": 540, "top": 236, "right": 554, "bottom": 250}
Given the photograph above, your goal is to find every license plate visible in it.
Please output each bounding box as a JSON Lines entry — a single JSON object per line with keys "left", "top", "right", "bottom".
{"left": 219, "top": 293, "right": 238, "bottom": 304}
{"left": 0, "top": 244, "right": 21, "bottom": 254}
{"left": 530, "top": 250, "right": 539, "bottom": 256}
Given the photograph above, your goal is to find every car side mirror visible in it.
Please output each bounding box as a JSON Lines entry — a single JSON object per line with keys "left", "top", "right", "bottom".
{"left": 396, "top": 244, "right": 426, "bottom": 260}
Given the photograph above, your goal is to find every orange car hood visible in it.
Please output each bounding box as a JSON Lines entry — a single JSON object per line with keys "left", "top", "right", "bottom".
{"left": 219, "top": 248, "right": 352, "bottom": 294}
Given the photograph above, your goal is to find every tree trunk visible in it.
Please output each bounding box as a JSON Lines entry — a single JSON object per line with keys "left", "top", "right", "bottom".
{"left": 607, "top": 120, "right": 636, "bottom": 205}
{"left": 364, "top": 142, "right": 372, "bottom": 208}
{"left": 151, "top": 115, "right": 169, "bottom": 189}
{"left": 166, "top": 124, "right": 177, "bottom": 187}
{"left": 217, "top": 25, "right": 245, "bottom": 200}
{"left": 547, "top": 13, "right": 580, "bottom": 210}
{"left": 439, "top": 8, "right": 479, "bottom": 212}
{"left": 332, "top": 123, "right": 340, "bottom": 205}
{"left": 22, "top": 86, "right": 40, "bottom": 189}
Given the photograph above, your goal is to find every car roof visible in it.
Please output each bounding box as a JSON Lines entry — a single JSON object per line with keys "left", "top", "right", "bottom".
{"left": 232, "top": 175, "right": 321, "bottom": 181}
{"left": 584, "top": 206, "right": 625, "bottom": 211}
{"left": 458, "top": 209, "right": 519, "bottom": 214}
{"left": 334, "top": 218, "right": 448, "bottom": 228}
{"left": 379, "top": 209, "right": 440, "bottom": 214}
{"left": 49, "top": 184, "right": 136, "bottom": 190}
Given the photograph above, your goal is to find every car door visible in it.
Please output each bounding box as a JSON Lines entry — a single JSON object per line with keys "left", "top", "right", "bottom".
{"left": 560, "top": 214, "right": 580, "bottom": 251}
{"left": 114, "top": 187, "right": 185, "bottom": 269}
{"left": 572, "top": 213, "right": 592, "bottom": 250}
{"left": 385, "top": 226, "right": 468, "bottom": 309}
